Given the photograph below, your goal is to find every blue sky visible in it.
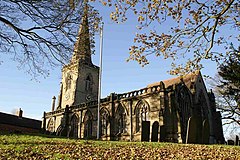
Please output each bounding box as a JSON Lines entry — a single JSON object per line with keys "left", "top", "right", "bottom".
{"left": 0, "top": 3, "right": 220, "bottom": 120}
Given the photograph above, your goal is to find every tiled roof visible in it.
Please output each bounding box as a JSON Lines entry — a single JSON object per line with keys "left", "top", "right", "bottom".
{"left": 0, "top": 112, "right": 41, "bottom": 130}
{"left": 147, "top": 70, "right": 200, "bottom": 89}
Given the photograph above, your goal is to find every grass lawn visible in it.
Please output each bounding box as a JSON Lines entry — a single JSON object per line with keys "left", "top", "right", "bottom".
{"left": 0, "top": 134, "right": 239, "bottom": 159}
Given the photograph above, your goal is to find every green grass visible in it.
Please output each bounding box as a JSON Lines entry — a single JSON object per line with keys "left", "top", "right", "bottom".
{"left": 0, "top": 134, "right": 239, "bottom": 159}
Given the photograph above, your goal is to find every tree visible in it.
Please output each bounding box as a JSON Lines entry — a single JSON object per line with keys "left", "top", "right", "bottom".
{"left": 210, "top": 44, "right": 239, "bottom": 132}
{"left": 218, "top": 44, "right": 240, "bottom": 105}
{"left": 0, "top": 0, "right": 101, "bottom": 78}
{"left": 216, "top": 44, "right": 240, "bottom": 127}
{"left": 1, "top": 0, "right": 238, "bottom": 77}
{"left": 91, "top": 0, "right": 238, "bottom": 75}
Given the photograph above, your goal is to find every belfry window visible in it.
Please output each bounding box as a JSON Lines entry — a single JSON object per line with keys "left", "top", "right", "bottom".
{"left": 85, "top": 75, "right": 92, "bottom": 92}
{"left": 66, "top": 74, "right": 72, "bottom": 90}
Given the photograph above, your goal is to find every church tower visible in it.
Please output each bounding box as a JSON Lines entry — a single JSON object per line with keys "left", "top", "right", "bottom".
{"left": 58, "top": 4, "right": 99, "bottom": 109}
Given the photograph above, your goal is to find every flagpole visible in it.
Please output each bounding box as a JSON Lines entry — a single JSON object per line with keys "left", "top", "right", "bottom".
{"left": 97, "top": 22, "right": 103, "bottom": 140}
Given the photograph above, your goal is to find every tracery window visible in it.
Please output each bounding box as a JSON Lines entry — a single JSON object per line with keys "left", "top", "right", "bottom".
{"left": 84, "top": 111, "right": 93, "bottom": 138}
{"left": 198, "top": 91, "right": 208, "bottom": 120}
{"left": 135, "top": 102, "right": 148, "bottom": 133}
{"left": 100, "top": 109, "right": 109, "bottom": 136}
{"left": 70, "top": 114, "right": 79, "bottom": 138}
{"left": 178, "top": 87, "right": 191, "bottom": 143}
{"left": 116, "top": 105, "right": 126, "bottom": 134}
{"left": 47, "top": 118, "right": 54, "bottom": 133}
{"left": 141, "top": 104, "right": 148, "bottom": 121}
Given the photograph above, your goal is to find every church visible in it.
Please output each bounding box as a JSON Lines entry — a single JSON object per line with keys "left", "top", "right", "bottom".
{"left": 42, "top": 7, "right": 225, "bottom": 144}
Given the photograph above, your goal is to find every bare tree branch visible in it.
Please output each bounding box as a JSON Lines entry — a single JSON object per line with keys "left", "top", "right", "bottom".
{"left": 0, "top": 0, "right": 101, "bottom": 79}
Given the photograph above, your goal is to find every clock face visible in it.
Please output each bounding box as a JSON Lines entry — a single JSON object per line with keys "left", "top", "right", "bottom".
{"left": 65, "top": 91, "right": 70, "bottom": 100}
{"left": 86, "top": 94, "right": 91, "bottom": 101}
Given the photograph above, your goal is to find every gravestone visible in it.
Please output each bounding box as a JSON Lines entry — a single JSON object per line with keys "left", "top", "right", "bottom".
{"left": 141, "top": 121, "right": 150, "bottom": 141}
{"left": 151, "top": 121, "right": 159, "bottom": 142}
{"left": 202, "top": 119, "right": 210, "bottom": 144}
{"left": 227, "top": 140, "right": 234, "bottom": 145}
{"left": 160, "top": 125, "right": 166, "bottom": 142}
{"left": 67, "top": 126, "right": 72, "bottom": 138}
{"left": 235, "top": 135, "right": 239, "bottom": 146}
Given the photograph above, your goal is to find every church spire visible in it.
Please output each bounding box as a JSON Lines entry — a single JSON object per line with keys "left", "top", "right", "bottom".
{"left": 71, "top": 2, "right": 92, "bottom": 64}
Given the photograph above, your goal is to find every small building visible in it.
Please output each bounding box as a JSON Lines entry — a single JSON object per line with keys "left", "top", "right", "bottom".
{"left": 42, "top": 6, "right": 224, "bottom": 144}
{"left": 0, "top": 109, "right": 41, "bottom": 134}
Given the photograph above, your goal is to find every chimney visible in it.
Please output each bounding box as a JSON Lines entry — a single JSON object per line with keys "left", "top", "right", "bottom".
{"left": 52, "top": 96, "right": 56, "bottom": 112}
{"left": 18, "top": 108, "right": 23, "bottom": 118}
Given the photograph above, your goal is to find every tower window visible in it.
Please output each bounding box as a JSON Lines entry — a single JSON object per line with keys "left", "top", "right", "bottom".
{"left": 85, "top": 75, "right": 92, "bottom": 92}
{"left": 66, "top": 74, "right": 72, "bottom": 90}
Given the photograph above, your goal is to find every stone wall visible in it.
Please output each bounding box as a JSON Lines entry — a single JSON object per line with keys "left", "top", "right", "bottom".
{"left": 44, "top": 83, "right": 180, "bottom": 142}
{"left": 43, "top": 73, "right": 224, "bottom": 144}
{"left": 0, "top": 124, "right": 40, "bottom": 134}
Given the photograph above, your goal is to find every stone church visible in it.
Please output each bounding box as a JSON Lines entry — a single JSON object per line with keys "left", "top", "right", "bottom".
{"left": 42, "top": 7, "right": 225, "bottom": 144}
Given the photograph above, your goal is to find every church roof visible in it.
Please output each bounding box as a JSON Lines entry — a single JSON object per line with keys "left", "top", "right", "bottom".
{"left": 147, "top": 70, "right": 200, "bottom": 89}
{"left": 71, "top": 3, "right": 92, "bottom": 64}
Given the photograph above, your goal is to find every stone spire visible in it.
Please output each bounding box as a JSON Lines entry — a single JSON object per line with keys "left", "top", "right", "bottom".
{"left": 71, "top": 3, "right": 92, "bottom": 64}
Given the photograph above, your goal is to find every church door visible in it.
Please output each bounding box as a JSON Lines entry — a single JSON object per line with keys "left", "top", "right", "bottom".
{"left": 141, "top": 121, "right": 150, "bottom": 141}
{"left": 160, "top": 125, "right": 166, "bottom": 142}
{"left": 151, "top": 121, "right": 159, "bottom": 142}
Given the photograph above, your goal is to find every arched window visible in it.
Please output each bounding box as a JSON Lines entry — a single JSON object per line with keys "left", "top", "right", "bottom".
{"left": 116, "top": 104, "right": 126, "bottom": 134}
{"left": 83, "top": 111, "right": 93, "bottom": 139}
{"left": 85, "top": 75, "right": 92, "bottom": 92}
{"left": 100, "top": 108, "right": 109, "bottom": 136}
{"left": 66, "top": 74, "right": 72, "bottom": 90}
{"left": 141, "top": 104, "right": 148, "bottom": 121}
{"left": 177, "top": 87, "right": 191, "bottom": 143}
{"left": 47, "top": 118, "right": 54, "bottom": 133}
{"left": 198, "top": 91, "right": 208, "bottom": 120}
{"left": 70, "top": 114, "right": 79, "bottom": 138}
{"left": 135, "top": 101, "right": 148, "bottom": 133}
